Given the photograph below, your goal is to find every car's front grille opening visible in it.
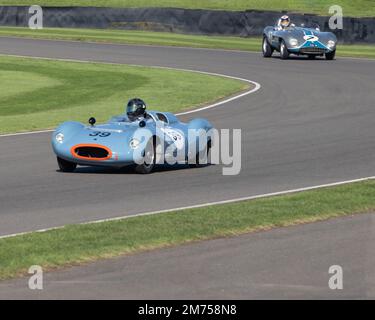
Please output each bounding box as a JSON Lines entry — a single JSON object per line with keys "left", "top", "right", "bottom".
{"left": 300, "top": 47, "right": 326, "bottom": 54}
{"left": 73, "top": 146, "right": 110, "bottom": 160}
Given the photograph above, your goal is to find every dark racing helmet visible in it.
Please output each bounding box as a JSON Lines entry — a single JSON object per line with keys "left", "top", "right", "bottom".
{"left": 126, "top": 98, "right": 146, "bottom": 121}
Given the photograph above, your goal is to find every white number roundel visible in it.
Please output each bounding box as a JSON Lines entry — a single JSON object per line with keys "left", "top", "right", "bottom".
{"left": 303, "top": 35, "right": 319, "bottom": 42}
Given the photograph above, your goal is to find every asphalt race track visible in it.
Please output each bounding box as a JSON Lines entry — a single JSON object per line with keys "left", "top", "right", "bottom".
{"left": 0, "top": 37, "right": 374, "bottom": 237}
{"left": 0, "top": 37, "right": 374, "bottom": 299}
{"left": 1, "top": 213, "right": 374, "bottom": 299}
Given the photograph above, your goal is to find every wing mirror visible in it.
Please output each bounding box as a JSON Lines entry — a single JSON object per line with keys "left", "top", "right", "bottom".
{"left": 139, "top": 120, "right": 146, "bottom": 128}
{"left": 89, "top": 117, "right": 96, "bottom": 126}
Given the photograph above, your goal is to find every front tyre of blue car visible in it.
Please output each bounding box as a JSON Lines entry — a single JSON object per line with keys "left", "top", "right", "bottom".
{"left": 262, "top": 37, "right": 273, "bottom": 57}
{"left": 189, "top": 140, "right": 212, "bottom": 168}
{"left": 57, "top": 157, "right": 77, "bottom": 172}
{"left": 135, "top": 138, "right": 156, "bottom": 174}
{"left": 280, "top": 40, "right": 289, "bottom": 60}
{"left": 325, "top": 50, "right": 336, "bottom": 60}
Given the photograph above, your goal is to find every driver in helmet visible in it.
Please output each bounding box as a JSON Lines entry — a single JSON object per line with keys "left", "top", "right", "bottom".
{"left": 277, "top": 15, "right": 293, "bottom": 30}
{"left": 126, "top": 98, "right": 149, "bottom": 122}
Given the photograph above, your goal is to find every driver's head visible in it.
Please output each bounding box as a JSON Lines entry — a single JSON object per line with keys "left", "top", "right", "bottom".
{"left": 126, "top": 98, "right": 146, "bottom": 121}
{"left": 279, "top": 15, "right": 291, "bottom": 29}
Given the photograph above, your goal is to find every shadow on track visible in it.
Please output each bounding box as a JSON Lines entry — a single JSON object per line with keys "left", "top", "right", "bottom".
{"left": 56, "top": 163, "right": 213, "bottom": 175}
{"left": 270, "top": 55, "right": 334, "bottom": 61}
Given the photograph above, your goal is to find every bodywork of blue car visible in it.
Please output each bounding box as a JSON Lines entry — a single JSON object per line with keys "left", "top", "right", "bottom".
{"left": 52, "top": 111, "right": 213, "bottom": 173}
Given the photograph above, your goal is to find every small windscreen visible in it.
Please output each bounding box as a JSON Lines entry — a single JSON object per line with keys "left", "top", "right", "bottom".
{"left": 157, "top": 113, "right": 168, "bottom": 123}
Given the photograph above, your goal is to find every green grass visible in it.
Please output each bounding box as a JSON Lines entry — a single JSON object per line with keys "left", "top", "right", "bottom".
{"left": 337, "top": 45, "right": 375, "bottom": 59}
{"left": 1, "top": 179, "right": 374, "bottom": 280}
{"left": 0, "top": 55, "right": 248, "bottom": 134}
{"left": 1, "top": 27, "right": 374, "bottom": 59}
{"left": 0, "top": 0, "right": 374, "bottom": 17}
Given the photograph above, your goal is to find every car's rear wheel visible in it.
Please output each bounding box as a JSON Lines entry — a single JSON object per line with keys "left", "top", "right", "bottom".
{"left": 325, "top": 50, "right": 336, "bottom": 60}
{"left": 262, "top": 37, "right": 273, "bottom": 58}
{"left": 135, "top": 138, "right": 156, "bottom": 174}
{"left": 57, "top": 157, "right": 77, "bottom": 172}
{"left": 280, "top": 40, "right": 289, "bottom": 60}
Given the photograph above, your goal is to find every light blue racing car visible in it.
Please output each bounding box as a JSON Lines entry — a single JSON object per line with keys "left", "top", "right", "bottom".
{"left": 52, "top": 98, "right": 214, "bottom": 174}
{"left": 262, "top": 15, "right": 337, "bottom": 60}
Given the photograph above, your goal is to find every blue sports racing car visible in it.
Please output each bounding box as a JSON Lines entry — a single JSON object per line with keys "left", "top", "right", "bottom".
{"left": 52, "top": 98, "right": 214, "bottom": 174}
{"left": 262, "top": 15, "right": 337, "bottom": 60}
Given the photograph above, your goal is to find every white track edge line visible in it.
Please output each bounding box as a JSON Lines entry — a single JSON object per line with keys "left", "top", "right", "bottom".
{"left": 0, "top": 54, "right": 261, "bottom": 137}
{"left": 0, "top": 129, "right": 53, "bottom": 137}
{"left": 1, "top": 176, "right": 374, "bottom": 239}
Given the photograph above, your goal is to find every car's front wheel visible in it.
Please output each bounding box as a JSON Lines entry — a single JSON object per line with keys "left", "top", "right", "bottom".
{"left": 262, "top": 37, "right": 273, "bottom": 58}
{"left": 325, "top": 50, "right": 336, "bottom": 60}
{"left": 189, "top": 140, "right": 212, "bottom": 168}
{"left": 135, "top": 138, "right": 156, "bottom": 174}
{"left": 280, "top": 40, "right": 290, "bottom": 60}
{"left": 57, "top": 157, "right": 77, "bottom": 172}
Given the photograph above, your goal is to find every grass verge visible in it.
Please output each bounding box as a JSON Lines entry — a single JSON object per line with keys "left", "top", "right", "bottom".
{"left": 1, "top": 179, "right": 375, "bottom": 280}
{"left": 0, "top": 55, "right": 248, "bottom": 134}
{"left": 0, "top": 1, "right": 374, "bottom": 17}
{"left": 1, "top": 27, "right": 374, "bottom": 59}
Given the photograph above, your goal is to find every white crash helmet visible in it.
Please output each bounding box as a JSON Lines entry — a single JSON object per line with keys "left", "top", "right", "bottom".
{"left": 278, "top": 15, "right": 291, "bottom": 29}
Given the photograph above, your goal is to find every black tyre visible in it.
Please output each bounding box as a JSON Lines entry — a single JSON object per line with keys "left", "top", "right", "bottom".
{"left": 57, "top": 157, "right": 77, "bottom": 172}
{"left": 189, "top": 140, "right": 211, "bottom": 168}
{"left": 280, "top": 40, "right": 289, "bottom": 60}
{"left": 135, "top": 138, "right": 155, "bottom": 174}
{"left": 262, "top": 37, "right": 273, "bottom": 58}
{"left": 325, "top": 50, "right": 336, "bottom": 60}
